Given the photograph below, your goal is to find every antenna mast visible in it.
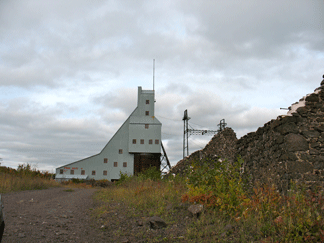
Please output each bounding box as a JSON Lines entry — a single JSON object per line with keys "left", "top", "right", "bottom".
{"left": 153, "top": 59, "right": 155, "bottom": 92}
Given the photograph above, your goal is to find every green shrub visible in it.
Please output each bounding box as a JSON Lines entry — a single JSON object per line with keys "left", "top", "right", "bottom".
{"left": 116, "top": 167, "right": 161, "bottom": 186}
{"left": 115, "top": 171, "right": 132, "bottom": 185}
{"left": 137, "top": 166, "right": 161, "bottom": 181}
{"left": 182, "top": 157, "right": 247, "bottom": 216}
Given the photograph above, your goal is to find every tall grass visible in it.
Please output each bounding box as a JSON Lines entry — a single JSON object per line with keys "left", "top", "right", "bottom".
{"left": 95, "top": 167, "right": 186, "bottom": 218}
{"left": 0, "top": 164, "right": 60, "bottom": 193}
{"left": 94, "top": 159, "right": 324, "bottom": 242}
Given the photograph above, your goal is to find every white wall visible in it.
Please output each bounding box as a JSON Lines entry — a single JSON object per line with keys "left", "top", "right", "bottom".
{"left": 55, "top": 86, "right": 162, "bottom": 181}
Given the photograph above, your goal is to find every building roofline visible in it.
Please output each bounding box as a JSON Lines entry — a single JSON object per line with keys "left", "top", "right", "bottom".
{"left": 56, "top": 86, "right": 157, "bottom": 170}
{"left": 56, "top": 152, "right": 100, "bottom": 169}
{"left": 99, "top": 107, "right": 137, "bottom": 153}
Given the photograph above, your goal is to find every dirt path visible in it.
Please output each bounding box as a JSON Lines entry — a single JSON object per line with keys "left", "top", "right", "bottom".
{"left": 1, "top": 187, "right": 108, "bottom": 243}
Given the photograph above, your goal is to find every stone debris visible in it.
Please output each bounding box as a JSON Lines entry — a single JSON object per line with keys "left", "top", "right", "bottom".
{"left": 169, "top": 127, "right": 237, "bottom": 176}
{"left": 148, "top": 216, "right": 167, "bottom": 229}
{"left": 17, "top": 233, "right": 25, "bottom": 238}
{"left": 136, "top": 220, "right": 143, "bottom": 226}
{"left": 188, "top": 204, "right": 204, "bottom": 217}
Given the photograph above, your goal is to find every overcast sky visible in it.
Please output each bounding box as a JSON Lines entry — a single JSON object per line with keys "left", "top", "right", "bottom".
{"left": 0, "top": 0, "right": 323, "bottom": 172}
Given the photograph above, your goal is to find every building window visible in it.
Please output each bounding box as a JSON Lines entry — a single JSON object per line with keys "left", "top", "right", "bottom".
{"left": 119, "top": 149, "right": 123, "bottom": 154}
{"left": 104, "top": 158, "right": 108, "bottom": 163}
{"left": 114, "top": 162, "right": 118, "bottom": 167}
{"left": 149, "top": 139, "right": 153, "bottom": 144}
{"left": 145, "top": 111, "right": 149, "bottom": 116}
{"left": 123, "top": 162, "right": 127, "bottom": 167}
{"left": 60, "top": 169, "right": 63, "bottom": 174}
{"left": 145, "top": 124, "right": 149, "bottom": 129}
{"left": 140, "top": 139, "right": 144, "bottom": 144}
{"left": 81, "top": 170, "right": 85, "bottom": 175}
{"left": 155, "top": 139, "right": 159, "bottom": 144}
{"left": 132, "top": 139, "right": 136, "bottom": 144}
{"left": 146, "top": 100, "right": 150, "bottom": 104}
{"left": 92, "top": 170, "right": 96, "bottom": 175}
{"left": 103, "top": 170, "right": 107, "bottom": 176}
{"left": 70, "top": 170, "right": 74, "bottom": 175}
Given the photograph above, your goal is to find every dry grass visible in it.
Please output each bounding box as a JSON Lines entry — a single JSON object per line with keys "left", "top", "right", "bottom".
{"left": 92, "top": 162, "right": 324, "bottom": 242}
{"left": 0, "top": 164, "right": 60, "bottom": 193}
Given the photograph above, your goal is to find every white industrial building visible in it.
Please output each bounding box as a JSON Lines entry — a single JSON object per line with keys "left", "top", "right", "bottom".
{"left": 55, "top": 86, "right": 164, "bottom": 181}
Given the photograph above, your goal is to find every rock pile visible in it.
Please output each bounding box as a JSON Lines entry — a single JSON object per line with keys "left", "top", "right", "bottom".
{"left": 170, "top": 76, "right": 324, "bottom": 192}
{"left": 169, "top": 127, "right": 237, "bottom": 176}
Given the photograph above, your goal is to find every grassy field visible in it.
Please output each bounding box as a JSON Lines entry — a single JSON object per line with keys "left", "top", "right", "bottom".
{"left": 0, "top": 164, "right": 60, "bottom": 193}
{"left": 93, "top": 160, "right": 324, "bottom": 242}
{"left": 2, "top": 161, "right": 323, "bottom": 241}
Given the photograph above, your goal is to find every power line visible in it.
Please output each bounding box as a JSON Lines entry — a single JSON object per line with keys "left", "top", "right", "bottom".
{"left": 156, "top": 114, "right": 180, "bottom": 122}
{"left": 182, "top": 109, "right": 225, "bottom": 158}
{"left": 161, "top": 132, "right": 176, "bottom": 136}
{"left": 189, "top": 121, "right": 208, "bottom": 128}
{"left": 189, "top": 138, "right": 205, "bottom": 149}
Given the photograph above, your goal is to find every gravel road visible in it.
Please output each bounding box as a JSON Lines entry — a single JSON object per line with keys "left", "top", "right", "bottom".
{"left": 1, "top": 187, "right": 108, "bottom": 243}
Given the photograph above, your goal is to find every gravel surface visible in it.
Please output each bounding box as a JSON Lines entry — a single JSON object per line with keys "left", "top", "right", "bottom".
{"left": 1, "top": 187, "right": 107, "bottom": 243}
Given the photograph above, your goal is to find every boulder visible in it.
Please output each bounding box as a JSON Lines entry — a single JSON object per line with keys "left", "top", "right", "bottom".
{"left": 148, "top": 216, "right": 167, "bottom": 229}
{"left": 284, "top": 134, "right": 308, "bottom": 152}
{"left": 188, "top": 204, "right": 204, "bottom": 217}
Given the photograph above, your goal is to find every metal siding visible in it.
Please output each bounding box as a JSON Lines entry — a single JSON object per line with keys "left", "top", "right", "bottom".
{"left": 129, "top": 124, "right": 161, "bottom": 153}
{"left": 55, "top": 86, "right": 161, "bottom": 181}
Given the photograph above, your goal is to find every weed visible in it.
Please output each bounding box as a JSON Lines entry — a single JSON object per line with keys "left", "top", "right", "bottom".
{"left": 0, "top": 163, "right": 59, "bottom": 193}
{"left": 182, "top": 157, "right": 247, "bottom": 216}
{"left": 92, "top": 157, "right": 324, "bottom": 242}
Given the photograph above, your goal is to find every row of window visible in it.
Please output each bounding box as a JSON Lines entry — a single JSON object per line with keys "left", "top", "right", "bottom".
{"left": 132, "top": 139, "right": 159, "bottom": 145}
{"left": 59, "top": 162, "right": 127, "bottom": 175}
{"left": 103, "top": 161, "right": 128, "bottom": 167}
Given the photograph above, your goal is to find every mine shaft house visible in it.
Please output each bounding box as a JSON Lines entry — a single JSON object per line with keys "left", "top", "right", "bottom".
{"left": 55, "top": 87, "right": 162, "bottom": 181}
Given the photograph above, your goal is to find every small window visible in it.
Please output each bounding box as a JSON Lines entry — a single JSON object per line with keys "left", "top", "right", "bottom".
{"left": 104, "top": 158, "right": 108, "bottom": 163}
{"left": 149, "top": 139, "right": 153, "bottom": 144}
{"left": 155, "top": 139, "right": 159, "bottom": 144}
{"left": 119, "top": 149, "right": 123, "bottom": 154}
{"left": 60, "top": 169, "right": 63, "bottom": 174}
{"left": 140, "top": 139, "right": 144, "bottom": 144}
{"left": 146, "top": 100, "right": 150, "bottom": 104}
{"left": 123, "top": 162, "right": 127, "bottom": 167}
{"left": 92, "top": 170, "right": 96, "bottom": 175}
{"left": 81, "top": 170, "right": 85, "bottom": 175}
{"left": 145, "top": 111, "right": 149, "bottom": 116}
{"left": 70, "top": 170, "right": 74, "bottom": 175}
{"left": 132, "top": 139, "right": 136, "bottom": 144}
{"left": 114, "top": 162, "right": 118, "bottom": 167}
{"left": 145, "top": 124, "right": 149, "bottom": 129}
{"left": 103, "top": 170, "right": 107, "bottom": 176}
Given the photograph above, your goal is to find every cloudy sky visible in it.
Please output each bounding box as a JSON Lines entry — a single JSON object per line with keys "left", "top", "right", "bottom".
{"left": 0, "top": 0, "right": 323, "bottom": 172}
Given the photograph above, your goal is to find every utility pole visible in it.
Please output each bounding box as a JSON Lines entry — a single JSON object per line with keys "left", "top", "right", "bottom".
{"left": 183, "top": 110, "right": 225, "bottom": 159}
{"left": 183, "top": 109, "right": 190, "bottom": 159}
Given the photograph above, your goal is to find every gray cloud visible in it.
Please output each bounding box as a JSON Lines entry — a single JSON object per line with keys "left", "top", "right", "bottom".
{"left": 0, "top": 0, "right": 323, "bottom": 170}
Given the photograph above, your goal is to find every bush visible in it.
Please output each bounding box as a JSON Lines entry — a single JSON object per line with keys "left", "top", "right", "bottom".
{"left": 116, "top": 167, "right": 161, "bottom": 186}
{"left": 182, "top": 157, "right": 247, "bottom": 216}
{"left": 115, "top": 172, "right": 132, "bottom": 185}
{"left": 137, "top": 166, "right": 161, "bottom": 181}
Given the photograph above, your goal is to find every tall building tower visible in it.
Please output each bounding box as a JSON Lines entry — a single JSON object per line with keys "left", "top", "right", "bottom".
{"left": 55, "top": 86, "right": 162, "bottom": 181}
